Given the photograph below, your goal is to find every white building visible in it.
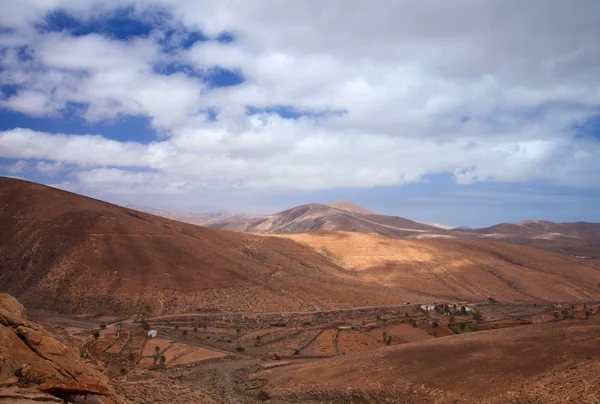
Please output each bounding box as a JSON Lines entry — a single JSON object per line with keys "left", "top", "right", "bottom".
{"left": 147, "top": 330, "right": 158, "bottom": 338}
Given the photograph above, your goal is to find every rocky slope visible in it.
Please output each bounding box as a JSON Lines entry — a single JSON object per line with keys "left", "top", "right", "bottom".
{"left": 0, "top": 294, "right": 127, "bottom": 403}
{"left": 256, "top": 318, "right": 600, "bottom": 403}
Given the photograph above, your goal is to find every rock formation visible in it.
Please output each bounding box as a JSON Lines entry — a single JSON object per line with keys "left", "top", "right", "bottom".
{"left": 0, "top": 294, "right": 128, "bottom": 403}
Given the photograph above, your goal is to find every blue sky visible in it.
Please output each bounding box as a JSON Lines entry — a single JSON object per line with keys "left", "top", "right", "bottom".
{"left": 1, "top": 1, "right": 600, "bottom": 227}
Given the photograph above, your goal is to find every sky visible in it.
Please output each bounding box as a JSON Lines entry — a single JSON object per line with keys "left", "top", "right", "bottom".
{"left": 1, "top": 0, "right": 600, "bottom": 227}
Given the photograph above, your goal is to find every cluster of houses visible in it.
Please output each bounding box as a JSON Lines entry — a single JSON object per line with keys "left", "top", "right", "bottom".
{"left": 419, "top": 304, "right": 472, "bottom": 313}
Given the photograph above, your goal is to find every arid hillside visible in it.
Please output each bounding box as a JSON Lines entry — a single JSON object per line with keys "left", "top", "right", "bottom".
{"left": 256, "top": 318, "right": 600, "bottom": 403}
{"left": 210, "top": 203, "right": 438, "bottom": 236}
{"left": 453, "top": 220, "right": 600, "bottom": 256}
{"left": 275, "top": 231, "right": 600, "bottom": 302}
{"left": 0, "top": 177, "right": 433, "bottom": 315}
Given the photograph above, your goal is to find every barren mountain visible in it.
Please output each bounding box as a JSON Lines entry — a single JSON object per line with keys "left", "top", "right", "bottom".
{"left": 276, "top": 231, "right": 600, "bottom": 302}
{"left": 0, "top": 177, "right": 432, "bottom": 315}
{"left": 256, "top": 318, "right": 600, "bottom": 403}
{"left": 453, "top": 220, "right": 600, "bottom": 256}
{"left": 210, "top": 203, "right": 439, "bottom": 236}
{"left": 212, "top": 202, "right": 600, "bottom": 257}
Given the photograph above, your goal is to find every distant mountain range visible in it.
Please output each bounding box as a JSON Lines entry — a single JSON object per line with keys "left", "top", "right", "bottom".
{"left": 208, "top": 203, "right": 600, "bottom": 257}
{"left": 126, "top": 204, "right": 261, "bottom": 225}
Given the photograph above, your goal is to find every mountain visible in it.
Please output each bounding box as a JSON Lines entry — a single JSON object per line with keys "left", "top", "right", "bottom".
{"left": 210, "top": 203, "right": 439, "bottom": 236}
{"left": 211, "top": 202, "right": 600, "bottom": 257}
{"left": 0, "top": 177, "right": 435, "bottom": 315}
{"left": 2, "top": 176, "right": 599, "bottom": 317}
{"left": 125, "top": 204, "right": 259, "bottom": 225}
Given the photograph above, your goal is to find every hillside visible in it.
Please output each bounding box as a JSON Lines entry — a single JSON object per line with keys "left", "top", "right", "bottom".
{"left": 453, "top": 220, "right": 600, "bottom": 256}
{"left": 210, "top": 203, "right": 438, "bottom": 236}
{"left": 256, "top": 318, "right": 600, "bottom": 403}
{"left": 275, "top": 231, "right": 600, "bottom": 302}
{"left": 0, "top": 177, "right": 432, "bottom": 315}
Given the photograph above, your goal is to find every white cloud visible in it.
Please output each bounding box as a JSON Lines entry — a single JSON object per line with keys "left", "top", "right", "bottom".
{"left": 0, "top": 0, "right": 599, "bottom": 202}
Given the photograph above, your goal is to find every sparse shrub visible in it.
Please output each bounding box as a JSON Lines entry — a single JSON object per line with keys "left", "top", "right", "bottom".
{"left": 294, "top": 349, "right": 300, "bottom": 355}
{"left": 257, "top": 390, "right": 270, "bottom": 401}
{"left": 175, "top": 324, "right": 179, "bottom": 330}
{"left": 585, "top": 310, "right": 591, "bottom": 319}
{"left": 472, "top": 311, "right": 483, "bottom": 321}
{"left": 92, "top": 331, "right": 100, "bottom": 340}
{"left": 459, "top": 322, "right": 466, "bottom": 331}
{"left": 449, "top": 316, "right": 455, "bottom": 325}
{"left": 432, "top": 320, "right": 439, "bottom": 328}
{"left": 141, "top": 321, "right": 150, "bottom": 331}
{"left": 553, "top": 312, "right": 559, "bottom": 320}
{"left": 488, "top": 297, "right": 496, "bottom": 303}
{"left": 193, "top": 326, "right": 198, "bottom": 332}
{"left": 182, "top": 329, "right": 188, "bottom": 337}
{"left": 100, "top": 323, "right": 106, "bottom": 329}
{"left": 159, "top": 355, "right": 166, "bottom": 365}
{"left": 385, "top": 336, "right": 392, "bottom": 345}
{"left": 128, "top": 352, "right": 136, "bottom": 362}
{"left": 411, "top": 319, "right": 417, "bottom": 328}
{"left": 460, "top": 306, "right": 467, "bottom": 315}
{"left": 119, "top": 368, "right": 127, "bottom": 376}
{"left": 235, "top": 347, "right": 245, "bottom": 353}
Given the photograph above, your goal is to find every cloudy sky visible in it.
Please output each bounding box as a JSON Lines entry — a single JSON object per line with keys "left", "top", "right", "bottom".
{"left": 1, "top": 0, "right": 599, "bottom": 227}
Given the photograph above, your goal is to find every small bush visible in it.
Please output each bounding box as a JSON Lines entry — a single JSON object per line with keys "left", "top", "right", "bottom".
{"left": 235, "top": 347, "right": 245, "bottom": 353}
{"left": 119, "top": 368, "right": 127, "bottom": 376}
{"left": 257, "top": 390, "right": 270, "bottom": 401}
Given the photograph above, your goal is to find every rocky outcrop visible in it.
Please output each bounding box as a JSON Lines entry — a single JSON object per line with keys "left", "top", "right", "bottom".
{"left": 0, "top": 294, "right": 128, "bottom": 403}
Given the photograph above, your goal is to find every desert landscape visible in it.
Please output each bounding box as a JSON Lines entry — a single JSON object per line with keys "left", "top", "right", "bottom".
{"left": 1, "top": 176, "right": 600, "bottom": 403}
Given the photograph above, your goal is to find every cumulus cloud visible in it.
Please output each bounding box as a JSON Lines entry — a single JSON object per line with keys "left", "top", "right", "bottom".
{"left": 0, "top": 0, "right": 599, "bottom": 201}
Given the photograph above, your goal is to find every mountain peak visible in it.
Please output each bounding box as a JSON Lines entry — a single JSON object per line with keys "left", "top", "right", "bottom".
{"left": 327, "top": 201, "right": 375, "bottom": 215}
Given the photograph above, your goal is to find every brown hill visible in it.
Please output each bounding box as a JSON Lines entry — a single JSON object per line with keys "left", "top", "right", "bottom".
{"left": 256, "top": 318, "right": 600, "bottom": 403}
{"left": 210, "top": 203, "right": 438, "bottom": 236}
{"left": 450, "top": 220, "right": 600, "bottom": 257}
{"left": 275, "top": 231, "right": 600, "bottom": 302}
{"left": 0, "top": 177, "right": 434, "bottom": 315}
